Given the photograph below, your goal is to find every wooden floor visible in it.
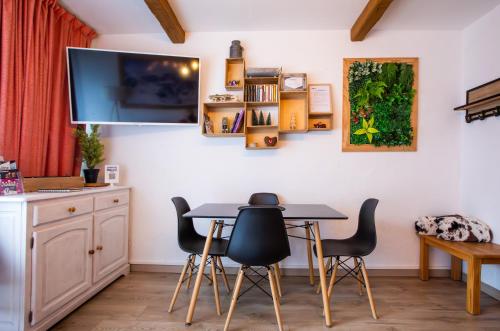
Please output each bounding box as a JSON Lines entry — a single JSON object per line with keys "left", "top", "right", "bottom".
{"left": 51, "top": 272, "right": 500, "bottom": 331}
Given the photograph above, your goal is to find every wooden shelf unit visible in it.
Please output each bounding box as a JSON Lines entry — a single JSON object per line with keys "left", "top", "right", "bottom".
{"left": 454, "top": 78, "right": 500, "bottom": 123}
{"left": 245, "top": 126, "right": 279, "bottom": 150}
{"left": 203, "top": 57, "right": 336, "bottom": 149}
{"left": 244, "top": 103, "right": 279, "bottom": 149}
{"left": 202, "top": 102, "right": 246, "bottom": 136}
{"left": 308, "top": 113, "right": 333, "bottom": 131}
{"left": 279, "top": 90, "right": 308, "bottom": 133}
{"left": 225, "top": 58, "right": 245, "bottom": 90}
{"left": 308, "top": 84, "right": 333, "bottom": 131}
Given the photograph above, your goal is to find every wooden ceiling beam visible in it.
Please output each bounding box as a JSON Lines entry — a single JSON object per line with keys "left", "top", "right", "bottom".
{"left": 351, "top": 0, "right": 393, "bottom": 41}
{"left": 144, "top": 0, "right": 185, "bottom": 43}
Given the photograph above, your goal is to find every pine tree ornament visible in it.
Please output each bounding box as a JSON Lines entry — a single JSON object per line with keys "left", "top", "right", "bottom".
{"left": 252, "top": 109, "right": 258, "bottom": 126}
{"left": 266, "top": 112, "right": 271, "bottom": 125}
{"left": 258, "top": 110, "right": 265, "bottom": 125}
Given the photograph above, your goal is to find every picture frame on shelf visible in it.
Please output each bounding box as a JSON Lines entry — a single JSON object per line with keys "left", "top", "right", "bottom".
{"left": 281, "top": 73, "right": 307, "bottom": 91}
{"left": 308, "top": 84, "right": 332, "bottom": 114}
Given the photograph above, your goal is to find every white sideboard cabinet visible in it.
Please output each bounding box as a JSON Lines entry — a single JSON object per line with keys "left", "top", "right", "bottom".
{"left": 0, "top": 186, "right": 130, "bottom": 331}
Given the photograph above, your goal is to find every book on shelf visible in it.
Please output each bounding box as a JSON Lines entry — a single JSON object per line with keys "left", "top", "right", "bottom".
{"left": 244, "top": 84, "right": 278, "bottom": 103}
{"left": 232, "top": 109, "right": 245, "bottom": 133}
{"left": 230, "top": 112, "right": 240, "bottom": 133}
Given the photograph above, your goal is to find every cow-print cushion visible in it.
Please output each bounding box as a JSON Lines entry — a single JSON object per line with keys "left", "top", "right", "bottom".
{"left": 415, "top": 214, "right": 492, "bottom": 242}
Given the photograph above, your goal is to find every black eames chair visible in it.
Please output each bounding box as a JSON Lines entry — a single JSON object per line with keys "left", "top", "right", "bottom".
{"left": 313, "top": 198, "right": 379, "bottom": 319}
{"left": 169, "top": 197, "right": 230, "bottom": 316}
{"left": 248, "top": 192, "right": 280, "bottom": 205}
{"left": 247, "top": 192, "right": 283, "bottom": 294}
{"left": 249, "top": 192, "right": 317, "bottom": 287}
{"left": 224, "top": 207, "right": 291, "bottom": 331}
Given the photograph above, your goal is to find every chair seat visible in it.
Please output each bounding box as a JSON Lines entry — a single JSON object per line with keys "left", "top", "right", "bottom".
{"left": 313, "top": 238, "right": 372, "bottom": 257}
{"left": 182, "top": 237, "right": 229, "bottom": 256}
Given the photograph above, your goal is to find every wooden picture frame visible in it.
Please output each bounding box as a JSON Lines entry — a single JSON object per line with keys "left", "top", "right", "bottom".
{"left": 342, "top": 57, "right": 419, "bottom": 152}
{"left": 281, "top": 73, "right": 307, "bottom": 91}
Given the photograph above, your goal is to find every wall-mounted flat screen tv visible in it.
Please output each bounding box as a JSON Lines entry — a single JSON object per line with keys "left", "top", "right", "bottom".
{"left": 67, "top": 47, "right": 200, "bottom": 125}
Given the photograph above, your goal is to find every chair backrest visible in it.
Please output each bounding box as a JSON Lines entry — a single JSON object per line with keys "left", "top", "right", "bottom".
{"left": 226, "top": 207, "right": 290, "bottom": 266}
{"left": 352, "top": 198, "right": 379, "bottom": 255}
{"left": 171, "top": 197, "right": 203, "bottom": 252}
{"left": 248, "top": 192, "right": 279, "bottom": 205}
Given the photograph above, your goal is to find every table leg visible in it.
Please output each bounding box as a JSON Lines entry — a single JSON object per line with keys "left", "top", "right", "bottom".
{"left": 185, "top": 220, "right": 217, "bottom": 325}
{"left": 305, "top": 221, "right": 315, "bottom": 286}
{"left": 419, "top": 236, "right": 429, "bottom": 281}
{"left": 313, "top": 222, "right": 332, "bottom": 327}
{"left": 451, "top": 255, "right": 462, "bottom": 281}
{"left": 466, "top": 257, "right": 481, "bottom": 315}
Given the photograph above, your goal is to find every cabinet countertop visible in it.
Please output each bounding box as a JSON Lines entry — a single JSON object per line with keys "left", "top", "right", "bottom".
{"left": 0, "top": 185, "right": 131, "bottom": 202}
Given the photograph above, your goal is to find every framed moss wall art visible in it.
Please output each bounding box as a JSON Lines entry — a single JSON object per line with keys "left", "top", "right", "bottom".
{"left": 342, "top": 58, "right": 419, "bottom": 152}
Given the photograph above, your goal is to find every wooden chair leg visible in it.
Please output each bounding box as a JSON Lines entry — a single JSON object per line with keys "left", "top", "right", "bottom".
{"left": 275, "top": 263, "right": 282, "bottom": 279}
{"left": 327, "top": 257, "right": 339, "bottom": 299}
{"left": 274, "top": 267, "right": 282, "bottom": 298}
{"left": 354, "top": 257, "right": 364, "bottom": 296}
{"left": 305, "top": 221, "right": 315, "bottom": 286}
{"left": 316, "top": 257, "right": 332, "bottom": 294}
{"left": 360, "top": 259, "right": 378, "bottom": 319}
{"left": 217, "top": 256, "right": 231, "bottom": 294}
{"left": 268, "top": 267, "right": 284, "bottom": 331}
{"left": 168, "top": 256, "right": 191, "bottom": 313}
{"left": 210, "top": 256, "right": 222, "bottom": 316}
{"left": 186, "top": 255, "right": 195, "bottom": 290}
{"left": 224, "top": 268, "right": 245, "bottom": 331}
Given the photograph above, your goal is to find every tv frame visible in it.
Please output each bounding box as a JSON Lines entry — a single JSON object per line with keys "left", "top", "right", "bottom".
{"left": 66, "top": 47, "right": 201, "bottom": 126}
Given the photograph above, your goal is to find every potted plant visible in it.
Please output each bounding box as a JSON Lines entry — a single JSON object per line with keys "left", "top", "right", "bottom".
{"left": 74, "top": 125, "right": 105, "bottom": 183}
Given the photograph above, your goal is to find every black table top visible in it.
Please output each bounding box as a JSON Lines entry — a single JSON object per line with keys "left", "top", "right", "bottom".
{"left": 183, "top": 203, "right": 348, "bottom": 221}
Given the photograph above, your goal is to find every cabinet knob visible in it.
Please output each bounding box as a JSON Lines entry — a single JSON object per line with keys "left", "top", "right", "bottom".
{"left": 96, "top": 245, "right": 103, "bottom": 251}
{"left": 113, "top": 198, "right": 119, "bottom": 203}
{"left": 68, "top": 207, "right": 76, "bottom": 213}
{"left": 88, "top": 249, "right": 95, "bottom": 255}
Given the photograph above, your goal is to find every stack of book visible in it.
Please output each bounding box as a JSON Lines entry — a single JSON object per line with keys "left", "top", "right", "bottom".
{"left": 245, "top": 84, "right": 278, "bottom": 102}
{"left": 0, "top": 160, "right": 24, "bottom": 195}
{"left": 230, "top": 109, "right": 245, "bottom": 133}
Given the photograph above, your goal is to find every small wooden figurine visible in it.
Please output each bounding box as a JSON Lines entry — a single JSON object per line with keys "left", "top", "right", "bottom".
{"left": 290, "top": 112, "right": 297, "bottom": 130}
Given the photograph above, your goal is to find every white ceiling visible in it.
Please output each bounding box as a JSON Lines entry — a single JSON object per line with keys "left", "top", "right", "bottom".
{"left": 60, "top": 0, "right": 500, "bottom": 34}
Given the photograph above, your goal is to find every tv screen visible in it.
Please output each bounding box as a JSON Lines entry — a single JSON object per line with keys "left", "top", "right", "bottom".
{"left": 67, "top": 48, "right": 200, "bottom": 125}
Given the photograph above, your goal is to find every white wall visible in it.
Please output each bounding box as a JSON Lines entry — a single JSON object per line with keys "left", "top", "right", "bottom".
{"left": 92, "top": 30, "right": 462, "bottom": 269}
{"left": 461, "top": 5, "right": 500, "bottom": 290}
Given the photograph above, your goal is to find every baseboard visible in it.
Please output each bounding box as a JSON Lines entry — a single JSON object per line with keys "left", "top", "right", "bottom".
{"left": 130, "top": 263, "right": 450, "bottom": 278}
{"left": 461, "top": 273, "right": 500, "bottom": 301}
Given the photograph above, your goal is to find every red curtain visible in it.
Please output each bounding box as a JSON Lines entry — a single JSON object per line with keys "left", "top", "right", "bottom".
{"left": 0, "top": 0, "right": 96, "bottom": 177}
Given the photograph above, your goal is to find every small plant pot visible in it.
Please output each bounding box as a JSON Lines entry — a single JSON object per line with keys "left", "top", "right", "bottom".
{"left": 83, "top": 169, "right": 100, "bottom": 184}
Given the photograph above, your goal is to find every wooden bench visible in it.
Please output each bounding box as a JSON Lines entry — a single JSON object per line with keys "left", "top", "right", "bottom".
{"left": 419, "top": 235, "right": 500, "bottom": 315}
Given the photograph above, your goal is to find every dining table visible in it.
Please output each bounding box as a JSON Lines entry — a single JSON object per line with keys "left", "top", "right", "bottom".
{"left": 182, "top": 203, "right": 348, "bottom": 327}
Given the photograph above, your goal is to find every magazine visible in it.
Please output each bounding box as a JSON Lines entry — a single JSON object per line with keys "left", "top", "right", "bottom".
{"left": 0, "top": 168, "right": 24, "bottom": 196}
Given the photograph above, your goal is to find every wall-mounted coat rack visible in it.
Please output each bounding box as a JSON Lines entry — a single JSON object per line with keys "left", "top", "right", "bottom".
{"left": 455, "top": 77, "right": 500, "bottom": 123}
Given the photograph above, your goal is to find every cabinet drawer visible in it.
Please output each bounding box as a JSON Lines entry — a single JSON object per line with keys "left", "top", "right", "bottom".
{"left": 32, "top": 196, "right": 94, "bottom": 227}
{"left": 94, "top": 190, "right": 129, "bottom": 211}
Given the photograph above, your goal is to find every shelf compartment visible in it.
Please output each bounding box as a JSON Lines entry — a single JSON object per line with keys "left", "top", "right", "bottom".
{"left": 202, "top": 102, "right": 246, "bottom": 136}
{"left": 308, "top": 112, "right": 333, "bottom": 131}
{"left": 225, "top": 58, "right": 245, "bottom": 90}
{"left": 245, "top": 126, "right": 279, "bottom": 150}
{"left": 279, "top": 91, "right": 308, "bottom": 133}
{"left": 245, "top": 104, "right": 278, "bottom": 129}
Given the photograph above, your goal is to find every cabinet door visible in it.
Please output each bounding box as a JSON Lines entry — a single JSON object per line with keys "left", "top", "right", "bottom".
{"left": 93, "top": 206, "right": 129, "bottom": 283}
{"left": 31, "top": 215, "right": 93, "bottom": 324}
